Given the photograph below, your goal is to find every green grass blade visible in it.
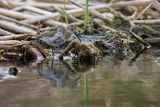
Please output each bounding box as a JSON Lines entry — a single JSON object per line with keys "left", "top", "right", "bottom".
{"left": 84, "top": 0, "right": 89, "bottom": 33}
{"left": 83, "top": 72, "right": 89, "bottom": 107}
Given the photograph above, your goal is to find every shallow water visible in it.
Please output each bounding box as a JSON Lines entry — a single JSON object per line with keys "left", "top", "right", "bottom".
{"left": 0, "top": 54, "right": 160, "bottom": 107}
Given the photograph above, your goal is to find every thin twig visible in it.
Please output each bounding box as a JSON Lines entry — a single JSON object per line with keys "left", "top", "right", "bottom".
{"left": 135, "top": 3, "right": 153, "bottom": 20}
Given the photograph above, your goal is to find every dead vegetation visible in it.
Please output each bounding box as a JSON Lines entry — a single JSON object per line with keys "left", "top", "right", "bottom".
{"left": 0, "top": 0, "right": 160, "bottom": 63}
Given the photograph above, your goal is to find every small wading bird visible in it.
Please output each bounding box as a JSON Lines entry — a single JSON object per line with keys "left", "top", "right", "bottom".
{"left": 37, "top": 26, "right": 129, "bottom": 64}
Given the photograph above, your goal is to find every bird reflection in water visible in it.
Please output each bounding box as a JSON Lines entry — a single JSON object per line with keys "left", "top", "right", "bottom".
{"left": 37, "top": 60, "right": 95, "bottom": 88}
{"left": 37, "top": 60, "right": 94, "bottom": 88}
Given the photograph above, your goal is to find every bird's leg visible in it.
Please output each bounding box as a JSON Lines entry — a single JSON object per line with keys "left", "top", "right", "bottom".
{"left": 52, "top": 48, "right": 54, "bottom": 56}
{"left": 59, "top": 41, "right": 79, "bottom": 60}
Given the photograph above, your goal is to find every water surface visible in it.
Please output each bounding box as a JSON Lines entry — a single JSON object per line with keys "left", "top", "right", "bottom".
{"left": 0, "top": 54, "right": 160, "bottom": 107}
